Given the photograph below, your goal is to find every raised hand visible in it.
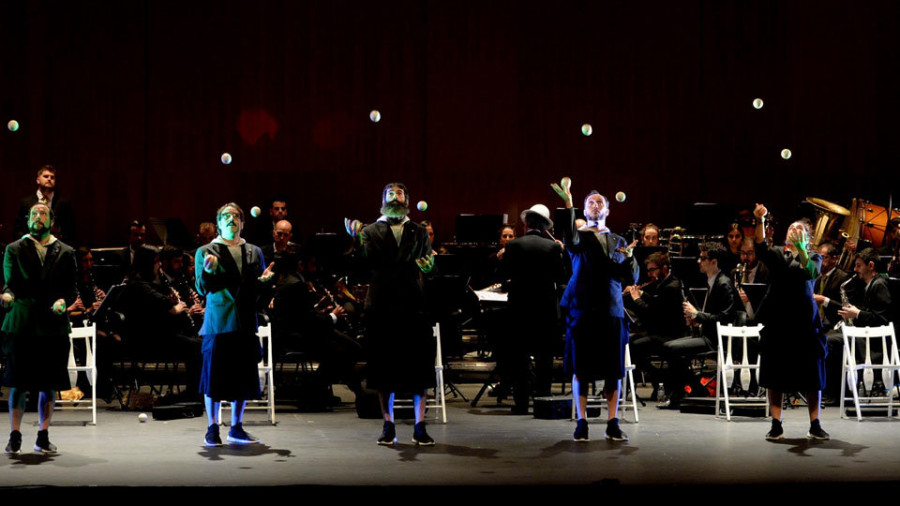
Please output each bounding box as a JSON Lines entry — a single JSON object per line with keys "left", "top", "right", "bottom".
{"left": 753, "top": 203, "right": 768, "bottom": 220}
{"left": 344, "top": 218, "right": 363, "bottom": 238}
{"left": 551, "top": 177, "right": 573, "bottom": 208}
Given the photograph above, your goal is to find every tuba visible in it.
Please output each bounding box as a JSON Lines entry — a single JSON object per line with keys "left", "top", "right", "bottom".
{"left": 806, "top": 197, "right": 850, "bottom": 249}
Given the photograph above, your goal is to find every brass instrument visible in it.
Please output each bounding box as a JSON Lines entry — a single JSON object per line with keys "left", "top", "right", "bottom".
{"left": 806, "top": 197, "right": 850, "bottom": 249}
{"left": 835, "top": 273, "right": 857, "bottom": 330}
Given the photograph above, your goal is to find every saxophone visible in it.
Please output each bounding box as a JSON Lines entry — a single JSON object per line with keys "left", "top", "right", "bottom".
{"left": 836, "top": 273, "right": 857, "bottom": 330}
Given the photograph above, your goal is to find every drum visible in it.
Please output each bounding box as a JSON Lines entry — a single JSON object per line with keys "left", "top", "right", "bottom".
{"left": 844, "top": 199, "right": 900, "bottom": 248}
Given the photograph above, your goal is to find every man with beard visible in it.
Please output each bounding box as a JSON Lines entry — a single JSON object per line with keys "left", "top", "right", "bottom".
{"left": 2, "top": 203, "right": 77, "bottom": 454}
{"left": 346, "top": 182, "right": 436, "bottom": 446}
{"left": 551, "top": 178, "right": 638, "bottom": 442}
{"left": 15, "top": 165, "right": 76, "bottom": 244}
{"left": 195, "top": 203, "right": 274, "bottom": 446}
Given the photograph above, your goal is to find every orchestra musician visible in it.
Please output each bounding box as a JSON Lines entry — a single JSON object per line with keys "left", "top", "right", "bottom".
{"left": 625, "top": 251, "right": 687, "bottom": 402}
{"left": 667, "top": 242, "right": 737, "bottom": 409}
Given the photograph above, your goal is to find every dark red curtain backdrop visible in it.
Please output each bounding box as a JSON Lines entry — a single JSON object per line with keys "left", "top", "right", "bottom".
{"left": 2, "top": 1, "right": 898, "bottom": 248}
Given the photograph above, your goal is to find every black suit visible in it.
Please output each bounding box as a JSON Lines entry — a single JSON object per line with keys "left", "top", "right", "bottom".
{"left": 820, "top": 267, "right": 854, "bottom": 398}
{"left": 854, "top": 275, "right": 892, "bottom": 328}
{"left": 360, "top": 218, "right": 435, "bottom": 393}
{"left": 559, "top": 208, "right": 639, "bottom": 384}
{"left": 662, "top": 270, "right": 737, "bottom": 399}
{"left": 501, "top": 230, "right": 566, "bottom": 407}
{"left": 2, "top": 237, "right": 77, "bottom": 390}
{"left": 816, "top": 267, "right": 851, "bottom": 327}
{"left": 628, "top": 273, "right": 688, "bottom": 389}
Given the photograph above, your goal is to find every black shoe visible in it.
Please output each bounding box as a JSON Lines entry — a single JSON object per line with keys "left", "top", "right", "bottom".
{"left": 6, "top": 431, "right": 22, "bottom": 455}
{"left": 204, "top": 424, "right": 223, "bottom": 447}
{"left": 766, "top": 420, "right": 784, "bottom": 441}
{"left": 227, "top": 423, "right": 259, "bottom": 444}
{"left": 412, "top": 422, "right": 435, "bottom": 446}
{"left": 605, "top": 418, "right": 628, "bottom": 442}
{"left": 377, "top": 421, "right": 396, "bottom": 446}
{"left": 807, "top": 420, "right": 830, "bottom": 440}
{"left": 34, "top": 430, "right": 57, "bottom": 454}
{"left": 573, "top": 418, "right": 589, "bottom": 442}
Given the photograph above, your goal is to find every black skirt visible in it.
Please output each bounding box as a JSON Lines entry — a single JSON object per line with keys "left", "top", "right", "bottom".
{"left": 564, "top": 309, "right": 628, "bottom": 384}
{"left": 2, "top": 333, "right": 71, "bottom": 391}
{"left": 364, "top": 311, "right": 436, "bottom": 393}
{"left": 199, "top": 331, "right": 262, "bottom": 401}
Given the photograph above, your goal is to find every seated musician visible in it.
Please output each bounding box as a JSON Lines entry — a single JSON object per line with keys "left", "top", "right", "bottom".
{"left": 421, "top": 220, "right": 449, "bottom": 256}
{"left": 834, "top": 248, "right": 894, "bottom": 395}
{"left": 115, "top": 245, "right": 202, "bottom": 399}
{"left": 720, "top": 222, "right": 744, "bottom": 275}
{"left": 659, "top": 241, "right": 737, "bottom": 409}
{"left": 814, "top": 241, "right": 860, "bottom": 403}
{"left": 64, "top": 247, "right": 110, "bottom": 400}
{"left": 733, "top": 237, "right": 770, "bottom": 323}
{"left": 474, "top": 223, "right": 517, "bottom": 289}
{"left": 838, "top": 248, "right": 892, "bottom": 327}
{"left": 624, "top": 251, "right": 687, "bottom": 401}
{"left": 260, "top": 219, "right": 300, "bottom": 267}
{"left": 265, "top": 223, "right": 362, "bottom": 402}
{"left": 160, "top": 246, "right": 205, "bottom": 331}
{"left": 640, "top": 223, "right": 660, "bottom": 247}
{"left": 68, "top": 247, "right": 106, "bottom": 323}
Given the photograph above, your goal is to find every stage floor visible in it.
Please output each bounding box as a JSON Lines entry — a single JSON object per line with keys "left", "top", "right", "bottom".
{"left": 2, "top": 383, "right": 900, "bottom": 495}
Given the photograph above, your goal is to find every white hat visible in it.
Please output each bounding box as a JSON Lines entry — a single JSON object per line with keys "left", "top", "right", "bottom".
{"left": 520, "top": 204, "right": 553, "bottom": 228}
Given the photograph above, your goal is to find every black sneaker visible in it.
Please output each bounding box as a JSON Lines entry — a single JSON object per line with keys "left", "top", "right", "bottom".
{"left": 573, "top": 418, "right": 589, "bottom": 442}
{"left": 377, "top": 421, "right": 396, "bottom": 446}
{"left": 34, "top": 430, "right": 57, "bottom": 454}
{"left": 605, "top": 418, "right": 628, "bottom": 442}
{"left": 227, "top": 423, "right": 259, "bottom": 444}
{"left": 765, "top": 420, "right": 784, "bottom": 440}
{"left": 6, "top": 431, "right": 22, "bottom": 455}
{"left": 204, "top": 424, "right": 223, "bottom": 447}
{"left": 412, "top": 422, "right": 435, "bottom": 446}
{"left": 807, "top": 420, "right": 830, "bottom": 440}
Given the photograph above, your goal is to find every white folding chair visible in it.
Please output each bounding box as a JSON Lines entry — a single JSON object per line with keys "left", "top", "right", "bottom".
{"left": 715, "top": 323, "right": 768, "bottom": 421}
{"left": 220, "top": 323, "right": 276, "bottom": 425}
{"left": 56, "top": 323, "right": 98, "bottom": 425}
{"left": 840, "top": 323, "right": 900, "bottom": 421}
{"left": 392, "top": 323, "right": 447, "bottom": 423}
{"left": 619, "top": 343, "right": 640, "bottom": 422}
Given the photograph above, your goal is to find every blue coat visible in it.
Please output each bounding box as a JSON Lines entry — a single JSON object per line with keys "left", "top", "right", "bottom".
{"left": 195, "top": 241, "right": 266, "bottom": 336}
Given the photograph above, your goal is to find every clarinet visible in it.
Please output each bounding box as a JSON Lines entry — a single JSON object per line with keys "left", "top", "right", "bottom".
{"left": 680, "top": 284, "right": 702, "bottom": 338}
